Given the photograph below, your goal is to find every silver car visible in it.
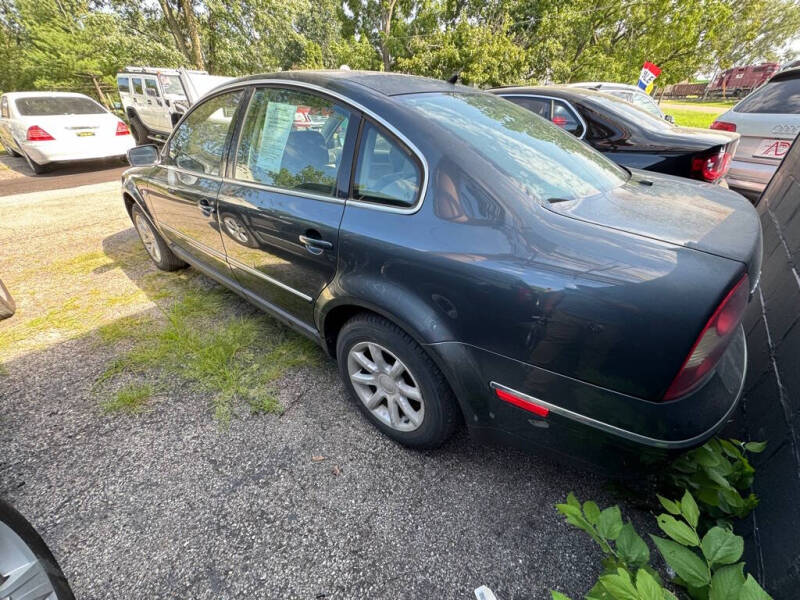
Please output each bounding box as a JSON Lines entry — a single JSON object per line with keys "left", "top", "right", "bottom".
{"left": 712, "top": 67, "right": 800, "bottom": 201}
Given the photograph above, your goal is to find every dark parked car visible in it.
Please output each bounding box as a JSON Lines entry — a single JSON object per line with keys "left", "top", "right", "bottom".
{"left": 489, "top": 86, "right": 740, "bottom": 185}
{"left": 122, "top": 71, "right": 761, "bottom": 467}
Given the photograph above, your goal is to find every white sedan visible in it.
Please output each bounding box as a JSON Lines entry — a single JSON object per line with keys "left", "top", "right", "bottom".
{"left": 0, "top": 91, "right": 135, "bottom": 174}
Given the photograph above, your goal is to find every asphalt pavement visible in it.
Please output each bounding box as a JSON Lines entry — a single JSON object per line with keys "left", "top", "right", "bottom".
{"left": 0, "top": 153, "right": 127, "bottom": 196}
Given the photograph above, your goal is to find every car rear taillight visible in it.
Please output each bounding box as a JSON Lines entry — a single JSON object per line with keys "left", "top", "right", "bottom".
{"left": 116, "top": 121, "right": 131, "bottom": 136}
{"left": 26, "top": 125, "right": 54, "bottom": 141}
{"left": 710, "top": 120, "right": 737, "bottom": 132}
{"left": 691, "top": 148, "right": 732, "bottom": 182}
{"left": 552, "top": 116, "right": 567, "bottom": 127}
{"left": 663, "top": 274, "right": 749, "bottom": 401}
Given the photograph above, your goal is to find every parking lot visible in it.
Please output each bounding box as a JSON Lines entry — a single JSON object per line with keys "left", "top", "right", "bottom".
{"left": 0, "top": 170, "right": 658, "bottom": 599}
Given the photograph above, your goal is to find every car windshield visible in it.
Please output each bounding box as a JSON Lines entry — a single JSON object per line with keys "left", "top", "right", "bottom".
{"left": 734, "top": 76, "right": 800, "bottom": 114}
{"left": 160, "top": 74, "right": 186, "bottom": 97}
{"left": 586, "top": 92, "right": 673, "bottom": 129}
{"left": 14, "top": 96, "right": 105, "bottom": 116}
{"left": 399, "top": 92, "right": 628, "bottom": 202}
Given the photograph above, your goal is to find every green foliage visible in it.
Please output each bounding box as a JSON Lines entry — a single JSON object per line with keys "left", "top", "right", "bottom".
{"left": 668, "top": 438, "right": 764, "bottom": 523}
{"left": 553, "top": 484, "right": 772, "bottom": 600}
{"left": 395, "top": 19, "right": 530, "bottom": 87}
{"left": 650, "top": 491, "right": 772, "bottom": 600}
{"left": 101, "top": 382, "right": 153, "bottom": 414}
{"left": 98, "top": 286, "right": 320, "bottom": 422}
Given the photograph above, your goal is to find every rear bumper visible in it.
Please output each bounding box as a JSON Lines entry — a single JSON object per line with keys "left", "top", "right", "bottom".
{"left": 727, "top": 158, "right": 779, "bottom": 198}
{"left": 21, "top": 137, "right": 135, "bottom": 164}
{"left": 427, "top": 325, "right": 746, "bottom": 470}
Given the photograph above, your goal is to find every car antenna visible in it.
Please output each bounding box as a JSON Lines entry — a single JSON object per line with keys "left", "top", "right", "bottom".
{"left": 446, "top": 70, "right": 462, "bottom": 85}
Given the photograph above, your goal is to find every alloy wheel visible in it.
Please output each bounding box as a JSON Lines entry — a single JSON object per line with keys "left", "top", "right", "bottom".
{"left": 347, "top": 341, "right": 425, "bottom": 432}
{"left": 0, "top": 520, "right": 58, "bottom": 599}
{"left": 134, "top": 213, "right": 162, "bottom": 262}
{"left": 223, "top": 216, "right": 250, "bottom": 244}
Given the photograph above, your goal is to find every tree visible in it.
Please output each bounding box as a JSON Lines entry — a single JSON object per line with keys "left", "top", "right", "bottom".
{"left": 396, "top": 19, "right": 531, "bottom": 86}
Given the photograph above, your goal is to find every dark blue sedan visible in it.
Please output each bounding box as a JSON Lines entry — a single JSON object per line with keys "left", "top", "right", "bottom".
{"left": 121, "top": 71, "right": 761, "bottom": 468}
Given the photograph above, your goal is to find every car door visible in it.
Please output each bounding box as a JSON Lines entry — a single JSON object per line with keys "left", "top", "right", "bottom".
{"left": 143, "top": 78, "right": 169, "bottom": 132}
{"left": 145, "top": 88, "right": 245, "bottom": 274}
{"left": 216, "top": 85, "right": 359, "bottom": 325}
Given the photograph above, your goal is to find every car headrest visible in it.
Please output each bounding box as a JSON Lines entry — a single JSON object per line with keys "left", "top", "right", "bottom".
{"left": 281, "top": 130, "right": 328, "bottom": 174}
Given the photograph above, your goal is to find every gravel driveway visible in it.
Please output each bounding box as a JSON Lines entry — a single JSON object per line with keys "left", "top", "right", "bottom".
{"left": 0, "top": 181, "right": 648, "bottom": 599}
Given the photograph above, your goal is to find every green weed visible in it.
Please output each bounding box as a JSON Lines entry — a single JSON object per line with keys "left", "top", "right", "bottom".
{"left": 101, "top": 382, "right": 153, "bottom": 413}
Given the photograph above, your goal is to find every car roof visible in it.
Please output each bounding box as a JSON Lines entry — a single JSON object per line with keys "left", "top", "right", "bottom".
{"left": 489, "top": 85, "right": 602, "bottom": 100}
{"left": 770, "top": 67, "right": 800, "bottom": 82}
{"left": 2, "top": 91, "right": 93, "bottom": 99}
{"left": 221, "top": 70, "right": 472, "bottom": 97}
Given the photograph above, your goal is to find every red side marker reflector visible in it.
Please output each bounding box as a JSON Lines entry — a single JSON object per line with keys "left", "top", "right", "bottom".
{"left": 495, "top": 387, "right": 549, "bottom": 417}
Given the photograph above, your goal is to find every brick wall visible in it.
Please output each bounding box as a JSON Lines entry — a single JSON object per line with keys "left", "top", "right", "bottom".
{"left": 739, "top": 138, "right": 800, "bottom": 597}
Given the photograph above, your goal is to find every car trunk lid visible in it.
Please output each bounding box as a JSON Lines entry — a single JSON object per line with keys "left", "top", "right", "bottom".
{"left": 19, "top": 113, "right": 120, "bottom": 141}
{"left": 720, "top": 110, "right": 800, "bottom": 166}
{"left": 544, "top": 169, "right": 762, "bottom": 283}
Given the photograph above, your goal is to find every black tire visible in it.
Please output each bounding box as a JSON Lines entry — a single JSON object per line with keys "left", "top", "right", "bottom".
{"left": 0, "top": 278, "right": 15, "bottom": 320}
{"left": 130, "top": 204, "right": 187, "bottom": 271}
{"left": 128, "top": 115, "right": 149, "bottom": 145}
{"left": 336, "top": 313, "right": 459, "bottom": 448}
{"left": 0, "top": 497, "right": 75, "bottom": 600}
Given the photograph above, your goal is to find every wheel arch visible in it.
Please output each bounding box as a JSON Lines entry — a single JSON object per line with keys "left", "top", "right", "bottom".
{"left": 316, "top": 293, "right": 474, "bottom": 424}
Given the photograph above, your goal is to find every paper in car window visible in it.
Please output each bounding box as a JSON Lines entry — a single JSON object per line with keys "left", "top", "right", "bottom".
{"left": 255, "top": 102, "right": 296, "bottom": 176}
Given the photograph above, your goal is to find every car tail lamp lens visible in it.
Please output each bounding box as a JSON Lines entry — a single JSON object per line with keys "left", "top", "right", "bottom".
{"left": 552, "top": 116, "right": 567, "bottom": 127}
{"left": 663, "top": 274, "right": 749, "bottom": 401}
{"left": 495, "top": 387, "right": 549, "bottom": 417}
{"left": 26, "top": 125, "right": 54, "bottom": 141}
{"left": 710, "top": 120, "right": 737, "bottom": 132}
{"left": 116, "top": 121, "right": 131, "bottom": 136}
{"left": 691, "top": 149, "right": 732, "bottom": 182}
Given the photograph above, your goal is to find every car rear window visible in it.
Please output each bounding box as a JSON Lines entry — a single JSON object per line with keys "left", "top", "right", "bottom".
{"left": 734, "top": 77, "right": 800, "bottom": 114}
{"left": 585, "top": 93, "right": 673, "bottom": 130}
{"left": 15, "top": 96, "right": 105, "bottom": 116}
{"left": 400, "top": 92, "right": 628, "bottom": 202}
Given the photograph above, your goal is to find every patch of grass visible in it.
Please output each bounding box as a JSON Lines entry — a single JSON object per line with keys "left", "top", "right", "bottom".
{"left": 664, "top": 108, "right": 719, "bottom": 129}
{"left": 0, "top": 297, "right": 96, "bottom": 356}
{"left": 663, "top": 99, "right": 737, "bottom": 110}
{"left": 96, "top": 314, "right": 156, "bottom": 344}
{"left": 101, "top": 382, "right": 153, "bottom": 414}
{"left": 97, "top": 286, "right": 321, "bottom": 422}
{"left": 55, "top": 250, "right": 114, "bottom": 275}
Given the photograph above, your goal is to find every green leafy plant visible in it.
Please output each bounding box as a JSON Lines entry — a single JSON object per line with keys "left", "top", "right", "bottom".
{"left": 651, "top": 491, "right": 772, "bottom": 600}
{"left": 554, "top": 493, "right": 675, "bottom": 599}
{"left": 668, "top": 439, "right": 765, "bottom": 524}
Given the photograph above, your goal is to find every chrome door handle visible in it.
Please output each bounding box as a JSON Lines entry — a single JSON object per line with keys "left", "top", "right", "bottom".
{"left": 299, "top": 234, "right": 333, "bottom": 255}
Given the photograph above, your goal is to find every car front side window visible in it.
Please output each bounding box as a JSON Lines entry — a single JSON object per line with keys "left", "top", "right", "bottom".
{"left": 234, "top": 87, "right": 353, "bottom": 197}
{"left": 167, "top": 90, "right": 243, "bottom": 177}
{"left": 132, "top": 78, "right": 143, "bottom": 96}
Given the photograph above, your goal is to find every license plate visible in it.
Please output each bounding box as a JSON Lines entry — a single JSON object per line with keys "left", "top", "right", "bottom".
{"left": 753, "top": 138, "right": 791, "bottom": 159}
{"left": 76, "top": 131, "right": 95, "bottom": 137}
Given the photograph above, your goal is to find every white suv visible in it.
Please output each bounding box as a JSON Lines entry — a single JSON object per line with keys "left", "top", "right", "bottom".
{"left": 117, "top": 67, "right": 231, "bottom": 144}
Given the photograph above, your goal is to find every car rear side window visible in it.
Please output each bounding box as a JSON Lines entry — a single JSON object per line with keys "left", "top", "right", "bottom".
{"left": 14, "top": 97, "right": 105, "bottom": 116}
{"left": 734, "top": 77, "right": 800, "bottom": 114}
{"left": 167, "top": 90, "right": 243, "bottom": 177}
{"left": 552, "top": 100, "right": 584, "bottom": 137}
{"left": 234, "top": 87, "right": 353, "bottom": 197}
{"left": 506, "top": 96, "right": 550, "bottom": 118}
{"left": 353, "top": 122, "right": 422, "bottom": 207}
{"left": 401, "top": 92, "right": 627, "bottom": 202}
{"left": 117, "top": 77, "right": 130, "bottom": 94}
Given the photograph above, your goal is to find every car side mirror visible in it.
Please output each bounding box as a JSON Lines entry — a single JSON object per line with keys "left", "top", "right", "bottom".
{"left": 664, "top": 114, "right": 675, "bottom": 124}
{"left": 127, "top": 144, "right": 159, "bottom": 167}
